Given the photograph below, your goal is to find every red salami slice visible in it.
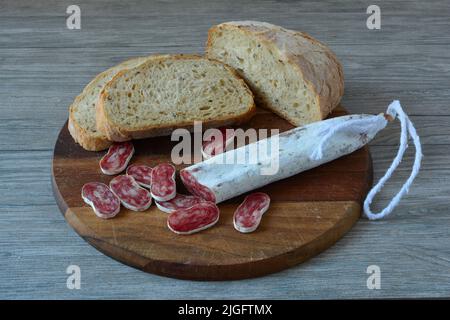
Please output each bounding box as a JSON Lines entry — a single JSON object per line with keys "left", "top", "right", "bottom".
{"left": 202, "top": 127, "right": 235, "bottom": 159}
{"left": 126, "top": 164, "right": 152, "bottom": 188}
{"left": 81, "top": 182, "right": 120, "bottom": 219}
{"left": 99, "top": 142, "right": 134, "bottom": 175}
{"left": 167, "top": 202, "right": 220, "bottom": 235}
{"left": 233, "top": 193, "right": 270, "bottom": 233}
{"left": 180, "top": 170, "right": 216, "bottom": 203}
{"left": 109, "top": 175, "right": 152, "bottom": 211}
{"left": 155, "top": 194, "right": 207, "bottom": 213}
{"left": 150, "top": 163, "right": 176, "bottom": 202}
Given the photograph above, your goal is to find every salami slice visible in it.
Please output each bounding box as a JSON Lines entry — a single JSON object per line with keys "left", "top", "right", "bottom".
{"left": 181, "top": 114, "right": 389, "bottom": 204}
{"left": 99, "top": 142, "right": 134, "bottom": 175}
{"left": 155, "top": 194, "right": 207, "bottom": 214}
{"left": 150, "top": 163, "right": 176, "bottom": 202}
{"left": 233, "top": 193, "right": 270, "bottom": 233}
{"left": 202, "top": 127, "right": 235, "bottom": 159}
{"left": 126, "top": 164, "right": 152, "bottom": 188}
{"left": 81, "top": 182, "right": 120, "bottom": 219}
{"left": 109, "top": 175, "right": 152, "bottom": 211}
{"left": 167, "top": 202, "right": 220, "bottom": 235}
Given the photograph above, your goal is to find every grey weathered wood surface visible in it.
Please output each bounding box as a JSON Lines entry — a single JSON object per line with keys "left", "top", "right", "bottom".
{"left": 1, "top": 0, "right": 449, "bottom": 299}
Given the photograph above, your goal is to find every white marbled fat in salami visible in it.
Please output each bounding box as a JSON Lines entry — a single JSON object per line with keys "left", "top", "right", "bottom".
{"left": 167, "top": 202, "right": 220, "bottom": 235}
{"left": 126, "top": 164, "right": 152, "bottom": 188}
{"left": 155, "top": 194, "right": 207, "bottom": 214}
{"left": 180, "top": 170, "right": 216, "bottom": 203}
{"left": 150, "top": 163, "right": 176, "bottom": 202}
{"left": 99, "top": 142, "right": 134, "bottom": 175}
{"left": 233, "top": 193, "right": 270, "bottom": 233}
{"left": 202, "top": 127, "right": 235, "bottom": 159}
{"left": 109, "top": 175, "right": 152, "bottom": 211}
{"left": 81, "top": 182, "right": 120, "bottom": 219}
{"left": 181, "top": 114, "right": 388, "bottom": 204}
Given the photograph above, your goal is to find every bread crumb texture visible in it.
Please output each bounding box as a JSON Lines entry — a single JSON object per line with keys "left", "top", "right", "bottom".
{"left": 99, "top": 55, "right": 254, "bottom": 140}
{"left": 69, "top": 56, "right": 150, "bottom": 150}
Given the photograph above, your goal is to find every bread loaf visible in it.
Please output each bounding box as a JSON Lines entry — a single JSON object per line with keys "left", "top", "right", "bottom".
{"left": 206, "top": 21, "right": 344, "bottom": 126}
{"left": 96, "top": 54, "right": 255, "bottom": 141}
{"left": 68, "top": 56, "right": 152, "bottom": 151}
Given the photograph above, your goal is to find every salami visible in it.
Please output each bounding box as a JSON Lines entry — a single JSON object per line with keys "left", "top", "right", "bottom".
{"left": 233, "top": 193, "right": 270, "bottom": 233}
{"left": 155, "top": 194, "right": 207, "bottom": 214}
{"left": 109, "top": 175, "right": 152, "bottom": 211}
{"left": 202, "top": 127, "right": 235, "bottom": 159}
{"left": 126, "top": 164, "right": 152, "bottom": 188}
{"left": 81, "top": 182, "right": 120, "bottom": 219}
{"left": 167, "top": 202, "right": 220, "bottom": 235}
{"left": 150, "top": 163, "right": 176, "bottom": 202}
{"left": 181, "top": 113, "right": 389, "bottom": 203}
{"left": 99, "top": 142, "right": 134, "bottom": 175}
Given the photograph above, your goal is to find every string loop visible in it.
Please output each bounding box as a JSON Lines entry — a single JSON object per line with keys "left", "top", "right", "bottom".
{"left": 363, "top": 100, "right": 422, "bottom": 220}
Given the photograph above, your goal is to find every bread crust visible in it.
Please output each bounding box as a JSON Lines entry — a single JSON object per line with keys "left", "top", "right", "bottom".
{"left": 68, "top": 94, "right": 112, "bottom": 151}
{"left": 205, "top": 21, "right": 344, "bottom": 124}
{"left": 69, "top": 56, "right": 154, "bottom": 151}
{"left": 68, "top": 114, "right": 112, "bottom": 151}
{"left": 97, "top": 54, "right": 256, "bottom": 142}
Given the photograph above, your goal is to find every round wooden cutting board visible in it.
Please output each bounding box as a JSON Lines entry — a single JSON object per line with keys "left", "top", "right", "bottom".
{"left": 52, "top": 106, "right": 372, "bottom": 280}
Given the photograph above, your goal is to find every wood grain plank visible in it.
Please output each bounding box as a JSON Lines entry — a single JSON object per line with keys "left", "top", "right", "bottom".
{"left": 0, "top": 144, "right": 447, "bottom": 209}
{"left": 0, "top": 114, "right": 447, "bottom": 152}
{"left": 1, "top": 0, "right": 449, "bottom": 298}
{"left": 2, "top": 44, "right": 449, "bottom": 90}
{"left": 1, "top": 2, "right": 449, "bottom": 48}
{"left": 1, "top": 142, "right": 447, "bottom": 209}
{"left": 1, "top": 40, "right": 449, "bottom": 152}
{"left": 1, "top": 202, "right": 450, "bottom": 299}
{"left": 2, "top": 0, "right": 449, "bottom": 18}
{"left": 0, "top": 141, "right": 448, "bottom": 296}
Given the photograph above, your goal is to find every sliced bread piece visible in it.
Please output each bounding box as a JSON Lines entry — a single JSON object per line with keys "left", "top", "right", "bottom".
{"left": 68, "top": 56, "right": 154, "bottom": 151}
{"left": 96, "top": 54, "right": 255, "bottom": 141}
{"left": 206, "top": 21, "right": 344, "bottom": 126}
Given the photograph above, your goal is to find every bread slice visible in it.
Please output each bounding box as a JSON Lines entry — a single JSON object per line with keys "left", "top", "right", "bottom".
{"left": 97, "top": 54, "right": 256, "bottom": 141}
{"left": 68, "top": 56, "right": 153, "bottom": 151}
{"left": 206, "top": 21, "right": 344, "bottom": 126}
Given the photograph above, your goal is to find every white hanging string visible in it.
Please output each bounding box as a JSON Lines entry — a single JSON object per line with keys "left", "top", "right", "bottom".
{"left": 363, "top": 100, "right": 422, "bottom": 220}
{"left": 309, "top": 100, "right": 422, "bottom": 220}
